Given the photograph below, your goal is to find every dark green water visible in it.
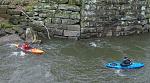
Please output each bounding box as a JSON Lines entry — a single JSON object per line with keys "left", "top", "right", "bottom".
{"left": 0, "top": 33, "right": 150, "bottom": 83}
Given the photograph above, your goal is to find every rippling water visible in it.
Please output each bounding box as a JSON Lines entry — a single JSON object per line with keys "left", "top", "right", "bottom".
{"left": 0, "top": 33, "right": 150, "bottom": 83}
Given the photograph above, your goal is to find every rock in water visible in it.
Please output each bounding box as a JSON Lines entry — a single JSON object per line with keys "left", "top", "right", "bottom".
{"left": 0, "top": 34, "right": 22, "bottom": 45}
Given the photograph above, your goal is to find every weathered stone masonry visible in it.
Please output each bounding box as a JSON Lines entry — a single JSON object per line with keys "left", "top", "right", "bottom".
{"left": 0, "top": 0, "right": 150, "bottom": 39}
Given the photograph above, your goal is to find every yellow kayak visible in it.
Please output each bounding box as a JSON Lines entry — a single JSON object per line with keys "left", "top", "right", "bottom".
{"left": 15, "top": 44, "right": 45, "bottom": 55}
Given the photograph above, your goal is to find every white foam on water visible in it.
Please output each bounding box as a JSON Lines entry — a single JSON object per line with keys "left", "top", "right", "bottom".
{"left": 89, "top": 42, "right": 97, "bottom": 47}
{"left": 114, "top": 70, "right": 126, "bottom": 77}
{"left": 4, "top": 43, "right": 18, "bottom": 48}
{"left": 10, "top": 51, "right": 26, "bottom": 57}
{"left": 19, "top": 51, "right": 26, "bottom": 57}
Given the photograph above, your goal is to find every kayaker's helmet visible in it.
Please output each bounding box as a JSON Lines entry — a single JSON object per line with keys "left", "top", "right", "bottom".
{"left": 24, "top": 42, "right": 29, "bottom": 44}
{"left": 124, "top": 56, "right": 128, "bottom": 59}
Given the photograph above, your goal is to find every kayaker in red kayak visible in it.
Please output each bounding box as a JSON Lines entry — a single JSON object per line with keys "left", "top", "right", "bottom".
{"left": 21, "top": 42, "right": 31, "bottom": 50}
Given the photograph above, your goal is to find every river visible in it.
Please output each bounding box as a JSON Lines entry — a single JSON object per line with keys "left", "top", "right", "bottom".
{"left": 0, "top": 33, "right": 150, "bottom": 83}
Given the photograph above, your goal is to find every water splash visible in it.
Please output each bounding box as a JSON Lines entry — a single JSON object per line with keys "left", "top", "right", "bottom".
{"left": 114, "top": 69, "right": 127, "bottom": 77}
{"left": 10, "top": 51, "right": 26, "bottom": 57}
{"left": 89, "top": 42, "right": 97, "bottom": 47}
{"left": 4, "top": 43, "right": 18, "bottom": 48}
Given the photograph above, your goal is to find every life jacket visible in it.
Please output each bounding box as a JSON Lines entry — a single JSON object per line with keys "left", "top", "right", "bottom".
{"left": 22, "top": 44, "right": 30, "bottom": 50}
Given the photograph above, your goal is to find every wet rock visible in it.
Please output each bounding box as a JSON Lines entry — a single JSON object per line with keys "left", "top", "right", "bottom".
{"left": 5, "top": 28, "right": 16, "bottom": 34}
{"left": 0, "top": 34, "right": 22, "bottom": 45}
{"left": 0, "top": 29, "right": 6, "bottom": 37}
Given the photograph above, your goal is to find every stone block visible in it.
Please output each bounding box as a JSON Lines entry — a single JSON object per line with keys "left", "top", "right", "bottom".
{"left": 57, "top": 0, "right": 68, "bottom": 4}
{"left": 81, "top": 10, "right": 96, "bottom": 16}
{"left": 81, "top": 28, "right": 96, "bottom": 33}
{"left": 61, "top": 19, "right": 79, "bottom": 24}
{"left": 58, "top": 4, "right": 80, "bottom": 12}
{"left": 0, "top": 9, "right": 7, "bottom": 14}
{"left": 106, "top": 30, "right": 113, "bottom": 37}
{"left": 45, "top": 24, "right": 64, "bottom": 29}
{"left": 39, "top": 13, "right": 47, "bottom": 18}
{"left": 84, "top": 4, "right": 96, "bottom": 10}
{"left": 32, "top": 21, "right": 44, "bottom": 27}
{"left": 44, "top": 4, "right": 58, "bottom": 10}
{"left": 54, "top": 29, "right": 63, "bottom": 35}
{"left": 53, "top": 35, "right": 68, "bottom": 39}
{"left": 80, "top": 33, "right": 91, "bottom": 39}
{"left": 0, "top": 1, "right": 10, "bottom": 5}
{"left": 46, "top": 10, "right": 56, "bottom": 18}
{"left": 40, "top": 0, "right": 49, "bottom": 3}
{"left": 31, "top": 17, "right": 44, "bottom": 21}
{"left": 0, "top": 5, "right": 8, "bottom": 9}
{"left": 8, "top": 5, "right": 16, "bottom": 9}
{"left": 66, "top": 25, "right": 80, "bottom": 31}
{"left": 55, "top": 10, "right": 70, "bottom": 19}
{"left": 44, "top": 18, "right": 52, "bottom": 24}
{"left": 7, "top": 9, "right": 22, "bottom": 15}
{"left": 116, "top": 26, "right": 122, "bottom": 31}
{"left": 64, "top": 30, "right": 80, "bottom": 36}
{"left": 68, "top": 0, "right": 82, "bottom": 6}
{"left": 51, "top": 18, "right": 62, "bottom": 24}
{"left": 70, "top": 12, "right": 80, "bottom": 19}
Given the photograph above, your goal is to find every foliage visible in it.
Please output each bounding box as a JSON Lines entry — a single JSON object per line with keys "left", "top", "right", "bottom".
{"left": 0, "top": 22, "right": 13, "bottom": 29}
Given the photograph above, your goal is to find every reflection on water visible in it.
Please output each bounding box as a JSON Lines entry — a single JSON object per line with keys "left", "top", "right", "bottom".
{"left": 0, "top": 33, "right": 150, "bottom": 83}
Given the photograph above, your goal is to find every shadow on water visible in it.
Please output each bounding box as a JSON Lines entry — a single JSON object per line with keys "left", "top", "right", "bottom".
{"left": 0, "top": 33, "right": 150, "bottom": 83}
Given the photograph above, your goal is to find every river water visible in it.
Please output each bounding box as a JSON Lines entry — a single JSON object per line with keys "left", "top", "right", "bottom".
{"left": 0, "top": 33, "right": 150, "bottom": 83}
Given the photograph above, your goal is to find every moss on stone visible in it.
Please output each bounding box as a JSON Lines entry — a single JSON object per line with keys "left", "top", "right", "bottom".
{"left": 57, "top": 0, "right": 68, "bottom": 4}
{"left": 0, "top": 22, "right": 13, "bottom": 29}
{"left": 68, "top": 0, "right": 82, "bottom": 6}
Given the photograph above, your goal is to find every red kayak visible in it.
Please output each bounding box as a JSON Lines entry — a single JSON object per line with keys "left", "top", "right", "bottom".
{"left": 15, "top": 44, "right": 45, "bottom": 55}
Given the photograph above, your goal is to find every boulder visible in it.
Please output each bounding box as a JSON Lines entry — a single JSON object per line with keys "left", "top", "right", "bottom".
{"left": 0, "top": 34, "right": 22, "bottom": 45}
{"left": 0, "top": 29, "right": 6, "bottom": 37}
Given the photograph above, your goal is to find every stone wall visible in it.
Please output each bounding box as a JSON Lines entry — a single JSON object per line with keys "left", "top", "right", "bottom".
{"left": 0, "top": 0, "right": 150, "bottom": 40}
{"left": 81, "top": 0, "right": 150, "bottom": 38}
{"left": 0, "top": 2, "right": 25, "bottom": 38}
{"left": 28, "top": 0, "right": 81, "bottom": 39}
